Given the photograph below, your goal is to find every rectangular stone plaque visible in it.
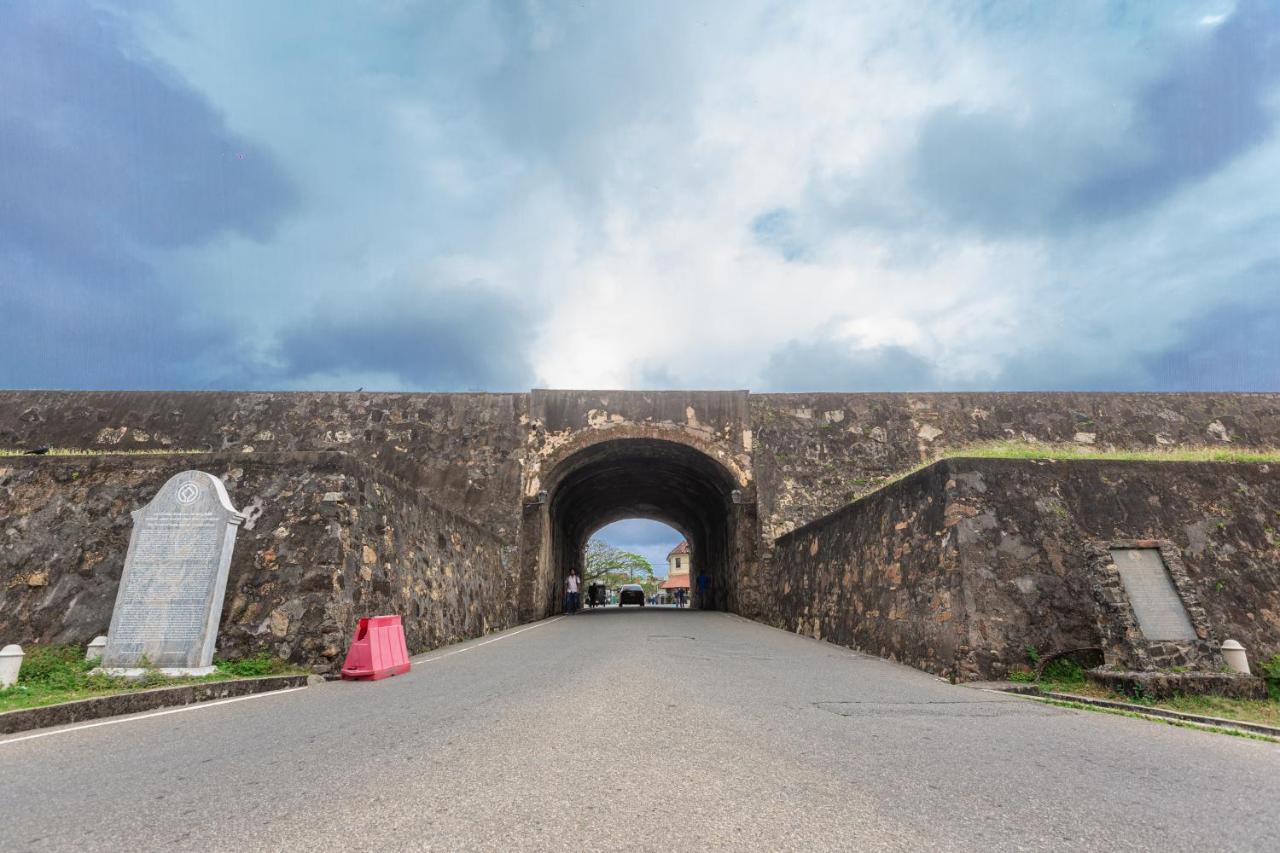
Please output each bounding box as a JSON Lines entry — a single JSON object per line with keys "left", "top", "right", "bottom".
{"left": 1110, "top": 548, "right": 1197, "bottom": 641}
{"left": 102, "top": 471, "right": 245, "bottom": 676}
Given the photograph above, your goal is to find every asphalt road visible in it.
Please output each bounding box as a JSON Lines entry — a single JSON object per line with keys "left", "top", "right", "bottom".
{"left": 2, "top": 608, "right": 1277, "bottom": 852}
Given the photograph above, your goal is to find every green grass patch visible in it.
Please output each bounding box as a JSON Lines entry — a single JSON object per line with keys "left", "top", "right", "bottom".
{"left": 1039, "top": 656, "right": 1088, "bottom": 684}
{"left": 1151, "top": 693, "right": 1280, "bottom": 728}
{"left": 947, "top": 441, "right": 1280, "bottom": 464}
{"left": 1029, "top": 664, "right": 1280, "bottom": 730}
{"left": 840, "top": 442, "right": 1280, "bottom": 504}
{"left": 213, "top": 652, "right": 300, "bottom": 678}
{"left": 1262, "top": 654, "right": 1280, "bottom": 701}
{"left": 0, "top": 644, "right": 305, "bottom": 713}
{"left": 1016, "top": 649, "right": 1280, "bottom": 730}
{"left": 1031, "top": 696, "right": 1279, "bottom": 743}
{"left": 1035, "top": 680, "right": 1280, "bottom": 728}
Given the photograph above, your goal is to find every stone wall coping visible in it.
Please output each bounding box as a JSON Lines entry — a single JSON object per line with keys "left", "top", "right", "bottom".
{"left": 0, "top": 389, "right": 527, "bottom": 399}
{"left": 754, "top": 390, "right": 1280, "bottom": 399}
{"left": 772, "top": 455, "right": 1280, "bottom": 547}
{"left": 1, "top": 449, "right": 346, "bottom": 466}
{"left": 6, "top": 388, "right": 1280, "bottom": 402}
{"left": 773, "top": 458, "right": 950, "bottom": 546}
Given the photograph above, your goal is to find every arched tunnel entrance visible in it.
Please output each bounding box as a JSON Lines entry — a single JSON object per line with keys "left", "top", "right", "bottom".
{"left": 519, "top": 437, "right": 758, "bottom": 619}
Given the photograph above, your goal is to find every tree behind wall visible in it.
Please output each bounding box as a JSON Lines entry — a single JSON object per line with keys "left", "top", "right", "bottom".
{"left": 584, "top": 539, "right": 658, "bottom": 595}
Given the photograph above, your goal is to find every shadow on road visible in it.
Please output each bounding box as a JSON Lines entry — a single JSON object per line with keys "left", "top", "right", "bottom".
{"left": 571, "top": 606, "right": 697, "bottom": 618}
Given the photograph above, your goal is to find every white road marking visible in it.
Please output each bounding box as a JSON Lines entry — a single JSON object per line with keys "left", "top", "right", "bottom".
{"left": 0, "top": 686, "right": 309, "bottom": 747}
{"left": 411, "top": 615, "right": 566, "bottom": 664}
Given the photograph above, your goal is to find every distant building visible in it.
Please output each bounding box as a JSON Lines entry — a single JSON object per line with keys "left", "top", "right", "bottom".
{"left": 667, "top": 539, "right": 690, "bottom": 575}
{"left": 659, "top": 540, "right": 691, "bottom": 604}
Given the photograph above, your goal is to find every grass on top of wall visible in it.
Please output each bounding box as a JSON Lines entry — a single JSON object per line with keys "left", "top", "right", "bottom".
{"left": 0, "top": 448, "right": 210, "bottom": 457}
{"left": 947, "top": 441, "right": 1280, "bottom": 464}
{"left": 837, "top": 441, "right": 1280, "bottom": 506}
{"left": 6, "top": 441, "right": 1280, "bottom": 464}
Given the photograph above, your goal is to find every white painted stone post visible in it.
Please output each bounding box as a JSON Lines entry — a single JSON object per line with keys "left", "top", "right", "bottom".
{"left": 1221, "top": 639, "right": 1251, "bottom": 675}
{"left": 86, "top": 636, "right": 108, "bottom": 661}
{"left": 0, "top": 644, "right": 23, "bottom": 689}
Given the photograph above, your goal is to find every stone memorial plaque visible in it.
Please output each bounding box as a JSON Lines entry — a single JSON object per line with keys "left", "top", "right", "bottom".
{"left": 1110, "top": 548, "right": 1197, "bottom": 641}
{"left": 101, "top": 471, "right": 245, "bottom": 676}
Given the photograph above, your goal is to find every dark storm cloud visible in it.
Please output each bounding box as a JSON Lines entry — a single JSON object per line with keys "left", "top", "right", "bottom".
{"left": 980, "top": 350, "right": 1143, "bottom": 393}
{"left": 909, "top": 108, "right": 1073, "bottom": 233}
{"left": 1140, "top": 262, "right": 1280, "bottom": 392}
{"left": 901, "top": 0, "right": 1280, "bottom": 237}
{"left": 759, "top": 336, "right": 1158, "bottom": 394}
{"left": 1069, "top": 1, "right": 1280, "bottom": 220}
{"left": 759, "top": 260, "right": 1280, "bottom": 394}
{"left": 759, "top": 332, "right": 1144, "bottom": 394}
{"left": 0, "top": 264, "right": 234, "bottom": 390}
{"left": 3, "top": 1, "right": 1277, "bottom": 394}
{"left": 761, "top": 340, "right": 938, "bottom": 392}
{"left": 0, "top": 2, "right": 296, "bottom": 389}
{"left": 272, "top": 281, "right": 534, "bottom": 391}
{"left": 758, "top": 317, "right": 1280, "bottom": 395}
{"left": 469, "top": 2, "right": 697, "bottom": 176}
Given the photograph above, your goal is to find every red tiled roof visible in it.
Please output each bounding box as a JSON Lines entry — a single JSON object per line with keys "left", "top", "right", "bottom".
{"left": 667, "top": 540, "right": 690, "bottom": 557}
{"left": 660, "top": 573, "right": 690, "bottom": 590}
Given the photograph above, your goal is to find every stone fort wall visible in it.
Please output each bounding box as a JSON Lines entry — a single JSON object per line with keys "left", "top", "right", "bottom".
{"left": 0, "top": 452, "right": 518, "bottom": 674}
{"left": 5, "top": 389, "right": 1277, "bottom": 544}
{"left": 751, "top": 392, "right": 1280, "bottom": 546}
{"left": 0, "top": 390, "right": 530, "bottom": 538}
{"left": 2, "top": 390, "right": 1278, "bottom": 673}
{"left": 765, "top": 457, "right": 1280, "bottom": 681}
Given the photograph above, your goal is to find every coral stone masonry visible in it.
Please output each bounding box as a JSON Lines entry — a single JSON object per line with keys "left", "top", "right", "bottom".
{"left": 1, "top": 389, "right": 1279, "bottom": 681}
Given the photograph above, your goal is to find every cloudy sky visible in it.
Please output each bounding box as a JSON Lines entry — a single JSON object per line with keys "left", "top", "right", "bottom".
{"left": 2, "top": 0, "right": 1278, "bottom": 394}
{"left": 592, "top": 519, "right": 682, "bottom": 579}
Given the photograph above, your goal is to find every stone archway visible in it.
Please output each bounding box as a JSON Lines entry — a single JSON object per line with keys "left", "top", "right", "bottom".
{"left": 517, "top": 435, "right": 759, "bottom": 620}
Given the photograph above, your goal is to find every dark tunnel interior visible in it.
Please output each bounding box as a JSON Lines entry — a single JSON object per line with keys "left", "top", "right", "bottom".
{"left": 545, "top": 438, "right": 746, "bottom": 612}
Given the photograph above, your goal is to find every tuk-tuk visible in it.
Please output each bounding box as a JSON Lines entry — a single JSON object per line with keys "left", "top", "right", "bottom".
{"left": 587, "top": 582, "right": 607, "bottom": 608}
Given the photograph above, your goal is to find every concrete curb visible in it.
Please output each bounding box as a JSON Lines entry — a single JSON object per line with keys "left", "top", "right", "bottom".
{"left": 995, "top": 687, "right": 1280, "bottom": 739}
{"left": 0, "top": 674, "right": 312, "bottom": 736}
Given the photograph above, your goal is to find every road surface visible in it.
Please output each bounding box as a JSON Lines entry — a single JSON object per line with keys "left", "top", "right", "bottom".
{"left": 2, "top": 608, "right": 1277, "bottom": 851}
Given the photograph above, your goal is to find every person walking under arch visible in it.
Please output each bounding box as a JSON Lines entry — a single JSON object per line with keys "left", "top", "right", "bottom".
{"left": 565, "top": 569, "right": 581, "bottom": 615}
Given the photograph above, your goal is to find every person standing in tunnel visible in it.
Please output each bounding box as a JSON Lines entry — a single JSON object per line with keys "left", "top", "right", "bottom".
{"left": 565, "top": 569, "right": 581, "bottom": 615}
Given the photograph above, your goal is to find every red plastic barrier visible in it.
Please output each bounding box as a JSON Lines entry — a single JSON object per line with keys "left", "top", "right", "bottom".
{"left": 340, "top": 615, "right": 411, "bottom": 680}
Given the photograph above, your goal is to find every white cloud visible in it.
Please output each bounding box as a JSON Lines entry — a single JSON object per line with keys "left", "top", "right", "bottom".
{"left": 87, "top": 0, "right": 1280, "bottom": 392}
